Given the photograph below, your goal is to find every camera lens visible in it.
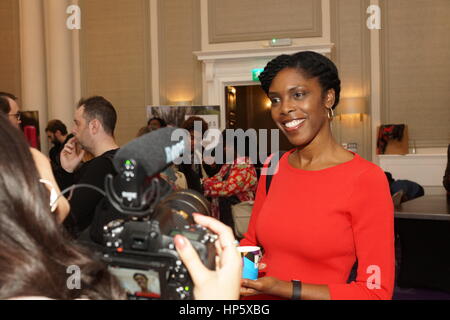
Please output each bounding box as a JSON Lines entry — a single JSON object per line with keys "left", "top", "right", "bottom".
{"left": 153, "top": 189, "right": 211, "bottom": 235}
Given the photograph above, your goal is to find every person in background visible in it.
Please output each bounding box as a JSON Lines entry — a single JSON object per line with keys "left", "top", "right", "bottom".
{"left": 147, "top": 117, "right": 167, "bottom": 131}
{"left": 178, "top": 116, "right": 209, "bottom": 193}
{"left": 136, "top": 125, "right": 150, "bottom": 137}
{"left": 1, "top": 95, "right": 69, "bottom": 222}
{"left": 240, "top": 51, "right": 394, "bottom": 300}
{"left": 58, "top": 96, "right": 120, "bottom": 238}
{"left": 0, "top": 92, "right": 21, "bottom": 128}
{"left": 202, "top": 130, "right": 257, "bottom": 229}
{"left": 0, "top": 113, "right": 241, "bottom": 300}
{"left": 45, "top": 119, "right": 74, "bottom": 176}
{"left": 0, "top": 113, "right": 123, "bottom": 300}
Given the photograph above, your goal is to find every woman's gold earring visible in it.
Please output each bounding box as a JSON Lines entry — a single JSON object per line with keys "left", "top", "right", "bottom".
{"left": 327, "top": 108, "right": 335, "bottom": 120}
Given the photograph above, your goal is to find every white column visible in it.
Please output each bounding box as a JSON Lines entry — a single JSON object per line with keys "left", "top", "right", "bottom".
{"left": 370, "top": 0, "right": 382, "bottom": 164}
{"left": 19, "top": 0, "right": 49, "bottom": 152}
{"left": 71, "top": 0, "right": 82, "bottom": 104}
{"left": 43, "top": 0, "right": 79, "bottom": 131}
{"left": 150, "top": 0, "right": 160, "bottom": 105}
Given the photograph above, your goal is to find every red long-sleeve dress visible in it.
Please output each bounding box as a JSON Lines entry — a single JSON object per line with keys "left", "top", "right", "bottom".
{"left": 240, "top": 150, "right": 395, "bottom": 300}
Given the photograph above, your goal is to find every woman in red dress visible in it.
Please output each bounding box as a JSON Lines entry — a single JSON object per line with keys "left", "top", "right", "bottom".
{"left": 240, "top": 51, "right": 395, "bottom": 300}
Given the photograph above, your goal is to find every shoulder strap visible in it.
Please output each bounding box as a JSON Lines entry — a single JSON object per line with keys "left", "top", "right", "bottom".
{"left": 265, "top": 151, "right": 287, "bottom": 194}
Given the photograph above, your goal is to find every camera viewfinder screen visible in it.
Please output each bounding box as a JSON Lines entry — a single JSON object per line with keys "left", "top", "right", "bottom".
{"left": 108, "top": 266, "right": 161, "bottom": 299}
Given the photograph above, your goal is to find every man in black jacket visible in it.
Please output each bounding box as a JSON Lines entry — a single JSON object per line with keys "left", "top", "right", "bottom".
{"left": 57, "top": 96, "right": 119, "bottom": 238}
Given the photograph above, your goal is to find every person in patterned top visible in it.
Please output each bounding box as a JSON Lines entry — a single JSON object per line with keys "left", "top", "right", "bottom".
{"left": 202, "top": 130, "right": 257, "bottom": 228}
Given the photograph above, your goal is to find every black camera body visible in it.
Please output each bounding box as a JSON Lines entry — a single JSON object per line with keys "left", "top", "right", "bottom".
{"left": 97, "top": 128, "right": 218, "bottom": 300}
{"left": 102, "top": 217, "right": 216, "bottom": 300}
{"left": 101, "top": 161, "right": 217, "bottom": 300}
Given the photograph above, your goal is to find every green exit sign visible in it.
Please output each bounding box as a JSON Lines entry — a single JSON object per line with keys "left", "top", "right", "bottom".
{"left": 252, "top": 68, "right": 264, "bottom": 82}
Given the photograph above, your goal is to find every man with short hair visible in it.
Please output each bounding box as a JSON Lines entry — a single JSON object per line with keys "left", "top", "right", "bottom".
{"left": 0, "top": 92, "right": 21, "bottom": 128}
{"left": 45, "top": 119, "right": 73, "bottom": 174}
{"left": 58, "top": 96, "right": 120, "bottom": 238}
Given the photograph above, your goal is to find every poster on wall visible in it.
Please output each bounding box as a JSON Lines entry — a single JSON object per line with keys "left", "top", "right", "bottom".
{"left": 146, "top": 105, "right": 221, "bottom": 130}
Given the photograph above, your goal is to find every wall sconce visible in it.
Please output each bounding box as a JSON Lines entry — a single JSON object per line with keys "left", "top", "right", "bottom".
{"left": 337, "top": 97, "right": 367, "bottom": 121}
{"left": 170, "top": 100, "right": 192, "bottom": 106}
{"left": 227, "top": 86, "right": 236, "bottom": 95}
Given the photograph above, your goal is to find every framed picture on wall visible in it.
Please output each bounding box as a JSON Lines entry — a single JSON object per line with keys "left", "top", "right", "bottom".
{"left": 146, "top": 105, "right": 221, "bottom": 130}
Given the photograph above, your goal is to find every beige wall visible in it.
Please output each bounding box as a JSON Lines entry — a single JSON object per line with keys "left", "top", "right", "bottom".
{"left": 79, "top": 0, "right": 203, "bottom": 145}
{"left": 2, "top": 0, "right": 447, "bottom": 152}
{"left": 330, "top": 0, "right": 372, "bottom": 160}
{"left": 381, "top": 0, "right": 450, "bottom": 149}
{"left": 208, "top": 0, "right": 322, "bottom": 43}
{"left": 157, "top": 0, "right": 202, "bottom": 105}
{"left": 79, "top": 0, "right": 151, "bottom": 146}
{"left": 0, "top": 0, "right": 21, "bottom": 99}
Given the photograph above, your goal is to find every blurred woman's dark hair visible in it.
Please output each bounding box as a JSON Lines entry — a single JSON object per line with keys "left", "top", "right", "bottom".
{"left": 258, "top": 51, "right": 341, "bottom": 110}
{"left": 0, "top": 114, "right": 124, "bottom": 300}
{"left": 182, "top": 116, "right": 208, "bottom": 133}
{"left": 147, "top": 117, "right": 167, "bottom": 128}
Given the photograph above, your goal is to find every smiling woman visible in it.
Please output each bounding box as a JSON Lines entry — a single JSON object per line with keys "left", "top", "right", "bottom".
{"left": 260, "top": 51, "right": 341, "bottom": 155}
{"left": 240, "top": 51, "right": 395, "bottom": 300}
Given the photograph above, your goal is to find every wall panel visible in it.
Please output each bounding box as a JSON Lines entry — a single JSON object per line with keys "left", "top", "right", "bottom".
{"left": 330, "top": 0, "right": 371, "bottom": 160}
{"left": 0, "top": 0, "right": 21, "bottom": 99}
{"left": 381, "top": 0, "right": 450, "bottom": 148}
{"left": 208, "top": 0, "right": 322, "bottom": 43}
{"left": 158, "top": 0, "right": 202, "bottom": 105}
{"left": 80, "top": 0, "right": 151, "bottom": 145}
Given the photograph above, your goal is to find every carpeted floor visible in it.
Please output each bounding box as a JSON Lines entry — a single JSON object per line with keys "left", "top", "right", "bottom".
{"left": 393, "top": 286, "right": 450, "bottom": 300}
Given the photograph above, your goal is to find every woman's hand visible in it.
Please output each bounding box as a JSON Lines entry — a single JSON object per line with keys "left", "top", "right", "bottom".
{"left": 240, "top": 277, "right": 282, "bottom": 297}
{"left": 174, "top": 213, "right": 242, "bottom": 300}
{"left": 30, "top": 148, "right": 70, "bottom": 223}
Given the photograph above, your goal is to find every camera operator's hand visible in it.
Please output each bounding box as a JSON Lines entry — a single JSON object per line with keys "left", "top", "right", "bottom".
{"left": 174, "top": 214, "right": 242, "bottom": 300}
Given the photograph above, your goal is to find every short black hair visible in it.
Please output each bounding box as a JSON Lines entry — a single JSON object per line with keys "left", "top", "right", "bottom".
{"left": 45, "top": 119, "right": 68, "bottom": 135}
{"left": 258, "top": 51, "right": 341, "bottom": 109}
{"left": 147, "top": 117, "right": 167, "bottom": 127}
{"left": 0, "top": 92, "right": 17, "bottom": 114}
{"left": 77, "top": 96, "right": 117, "bottom": 136}
{"left": 133, "top": 273, "right": 147, "bottom": 280}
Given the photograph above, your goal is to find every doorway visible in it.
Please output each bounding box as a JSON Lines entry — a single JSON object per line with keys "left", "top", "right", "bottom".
{"left": 224, "top": 84, "right": 292, "bottom": 160}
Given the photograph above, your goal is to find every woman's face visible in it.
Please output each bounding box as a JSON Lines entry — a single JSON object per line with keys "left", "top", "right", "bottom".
{"left": 148, "top": 119, "right": 161, "bottom": 130}
{"left": 268, "top": 68, "right": 334, "bottom": 147}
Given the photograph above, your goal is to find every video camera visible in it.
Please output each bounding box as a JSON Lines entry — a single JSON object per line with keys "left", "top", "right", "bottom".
{"left": 100, "top": 127, "right": 217, "bottom": 300}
